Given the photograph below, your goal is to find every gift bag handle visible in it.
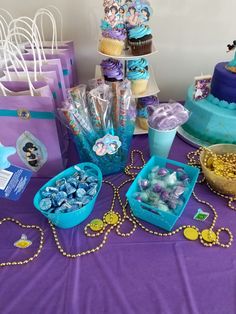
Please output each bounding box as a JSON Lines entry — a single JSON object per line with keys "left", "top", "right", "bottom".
{"left": 48, "top": 5, "right": 63, "bottom": 42}
{"left": 0, "top": 20, "right": 7, "bottom": 42}
{"left": 34, "top": 9, "right": 58, "bottom": 53}
{"left": 8, "top": 17, "right": 47, "bottom": 62}
{"left": 0, "top": 9, "right": 13, "bottom": 36}
{"left": 0, "top": 42, "right": 36, "bottom": 96}
{"left": 6, "top": 30, "right": 39, "bottom": 81}
{"left": 0, "top": 9, "right": 13, "bottom": 23}
{"left": 0, "top": 9, "right": 13, "bottom": 47}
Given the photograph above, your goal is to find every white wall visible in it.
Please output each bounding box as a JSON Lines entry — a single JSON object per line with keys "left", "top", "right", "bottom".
{"left": 0, "top": 0, "right": 235, "bottom": 101}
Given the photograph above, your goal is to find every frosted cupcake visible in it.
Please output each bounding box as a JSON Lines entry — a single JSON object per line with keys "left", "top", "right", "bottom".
{"left": 128, "top": 25, "right": 152, "bottom": 56}
{"left": 100, "top": 28, "right": 126, "bottom": 56}
{"left": 127, "top": 59, "right": 150, "bottom": 94}
{"left": 137, "top": 96, "right": 159, "bottom": 130}
{"left": 100, "top": 58, "right": 123, "bottom": 82}
{"left": 128, "top": 58, "right": 149, "bottom": 71}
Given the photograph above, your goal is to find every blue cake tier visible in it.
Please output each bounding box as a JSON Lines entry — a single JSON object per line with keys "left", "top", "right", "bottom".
{"left": 182, "top": 86, "right": 236, "bottom": 144}
{"left": 211, "top": 62, "right": 236, "bottom": 103}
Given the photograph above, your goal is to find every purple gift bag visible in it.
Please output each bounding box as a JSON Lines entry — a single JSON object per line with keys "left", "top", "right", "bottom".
{"left": 22, "top": 54, "right": 67, "bottom": 100}
{"left": 35, "top": 40, "right": 78, "bottom": 85}
{"left": 5, "top": 68, "right": 62, "bottom": 109}
{"left": 26, "top": 48, "right": 73, "bottom": 88}
{"left": 0, "top": 81, "right": 64, "bottom": 178}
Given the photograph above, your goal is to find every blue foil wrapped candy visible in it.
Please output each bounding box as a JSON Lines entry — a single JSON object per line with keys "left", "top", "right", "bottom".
{"left": 39, "top": 167, "right": 99, "bottom": 215}
{"left": 39, "top": 198, "right": 52, "bottom": 211}
{"left": 54, "top": 191, "right": 68, "bottom": 206}
{"left": 76, "top": 188, "right": 87, "bottom": 199}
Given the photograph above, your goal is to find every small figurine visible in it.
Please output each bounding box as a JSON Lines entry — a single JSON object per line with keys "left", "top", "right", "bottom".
{"left": 14, "top": 234, "right": 32, "bottom": 249}
{"left": 194, "top": 208, "right": 209, "bottom": 221}
{"left": 226, "top": 40, "right": 236, "bottom": 73}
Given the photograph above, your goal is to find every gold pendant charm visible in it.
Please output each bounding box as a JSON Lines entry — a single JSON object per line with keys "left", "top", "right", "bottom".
{"left": 89, "top": 219, "right": 104, "bottom": 232}
{"left": 184, "top": 227, "right": 199, "bottom": 241}
{"left": 104, "top": 212, "right": 119, "bottom": 225}
{"left": 201, "top": 229, "right": 217, "bottom": 243}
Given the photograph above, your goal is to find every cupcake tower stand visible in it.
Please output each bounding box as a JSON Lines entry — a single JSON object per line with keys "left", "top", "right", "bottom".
{"left": 96, "top": 45, "right": 159, "bottom": 134}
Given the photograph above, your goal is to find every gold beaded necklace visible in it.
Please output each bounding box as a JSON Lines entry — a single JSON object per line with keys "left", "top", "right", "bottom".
{"left": 0, "top": 149, "right": 234, "bottom": 267}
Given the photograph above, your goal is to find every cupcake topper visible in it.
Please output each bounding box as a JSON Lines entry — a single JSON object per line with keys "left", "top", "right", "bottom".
{"left": 103, "top": 0, "right": 125, "bottom": 29}
{"left": 125, "top": 0, "right": 153, "bottom": 26}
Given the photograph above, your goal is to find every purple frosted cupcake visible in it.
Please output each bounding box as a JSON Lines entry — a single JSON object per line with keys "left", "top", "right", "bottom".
{"left": 100, "top": 28, "right": 127, "bottom": 56}
{"left": 101, "top": 58, "right": 123, "bottom": 82}
{"left": 137, "top": 96, "right": 159, "bottom": 130}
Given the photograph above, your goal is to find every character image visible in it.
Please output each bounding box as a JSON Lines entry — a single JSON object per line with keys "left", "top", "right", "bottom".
{"left": 108, "top": 141, "right": 119, "bottom": 154}
{"left": 108, "top": 5, "right": 119, "bottom": 27}
{"left": 194, "top": 81, "right": 203, "bottom": 99}
{"left": 22, "top": 142, "right": 39, "bottom": 167}
{"left": 94, "top": 141, "right": 107, "bottom": 156}
{"left": 139, "top": 7, "right": 150, "bottom": 23}
{"left": 127, "top": 6, "right": 139, "bottom": 26}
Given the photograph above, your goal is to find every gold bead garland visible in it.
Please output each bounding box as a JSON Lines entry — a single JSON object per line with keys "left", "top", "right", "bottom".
{"left": 1, "top": 147, "right": 235, "bottom": 267}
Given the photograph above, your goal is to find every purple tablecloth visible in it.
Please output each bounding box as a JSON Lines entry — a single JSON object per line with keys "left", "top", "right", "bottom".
{"left": 1, "top": 135, "right": 236, "bottom": 314}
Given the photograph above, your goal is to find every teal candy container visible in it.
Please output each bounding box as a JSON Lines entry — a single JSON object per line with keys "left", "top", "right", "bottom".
{"left": 33, "top": 162, "right": 103, "bottom": 229}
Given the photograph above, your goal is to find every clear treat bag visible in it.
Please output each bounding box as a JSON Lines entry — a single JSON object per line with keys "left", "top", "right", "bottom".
{"left": 59, "top": 80, "right": 137, "bottom": 175}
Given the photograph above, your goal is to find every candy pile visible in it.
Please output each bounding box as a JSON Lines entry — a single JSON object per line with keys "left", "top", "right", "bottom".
{"left": 39, "top": 168, "right": 98, "bottom": 214}
{"left": 134, "top": 166, "right": 190, "bottom": 213}
{"left": 147, "top": 102, "right": 190, "bottom": 131}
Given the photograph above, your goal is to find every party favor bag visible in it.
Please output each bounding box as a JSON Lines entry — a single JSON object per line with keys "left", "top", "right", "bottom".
{"left": 0, "top": 83, "right": 64, "bottom": 178}
{"left": 22, "top": 54, "right": 67, "bottom": 100}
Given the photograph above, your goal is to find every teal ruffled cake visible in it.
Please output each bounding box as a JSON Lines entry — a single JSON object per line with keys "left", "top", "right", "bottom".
{"left": 182, "top": 60, "right": 236, "bottom": 144}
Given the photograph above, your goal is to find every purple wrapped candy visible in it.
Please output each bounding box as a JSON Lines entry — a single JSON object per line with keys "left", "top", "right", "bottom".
{"left": 168, "top": 199, "right": 178, "bottom": 210}
{"left": 153, "top": 183, "right": 163, "bottom": 193}
{"left": 160, "top": 190, "right": 170, "bottom": 202}
{"left": 147, "top": 102, "right": 190, "bottom": 131}
{"left": 177, "top": 171, "right": 189, "bottom": 181}
{"left": 158, "top": 168, "right": 169, "bottom": 177}
{"left": 173, "top": 185, "right": 185, "bottom": 197}
{"left": 138, "top": 179, "right": 150, "bottom": 190}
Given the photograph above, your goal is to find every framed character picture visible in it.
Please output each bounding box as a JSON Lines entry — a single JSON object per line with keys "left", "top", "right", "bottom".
{"left": 193, "top": 75, "right": 212, "bottom": 100}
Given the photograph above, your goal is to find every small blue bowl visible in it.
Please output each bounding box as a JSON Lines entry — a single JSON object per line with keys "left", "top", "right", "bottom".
{"left": 33, "top": 162, "right": 102, "bottom": 229}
